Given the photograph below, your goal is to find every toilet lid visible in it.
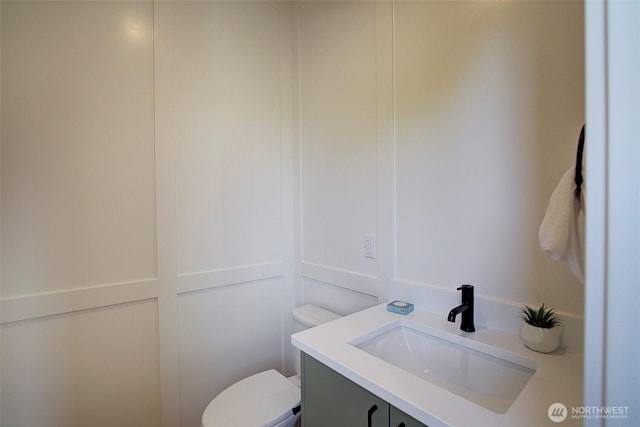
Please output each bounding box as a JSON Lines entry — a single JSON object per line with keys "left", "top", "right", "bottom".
{"left": 202, "top": 370, "right": 300, "bottom": 427}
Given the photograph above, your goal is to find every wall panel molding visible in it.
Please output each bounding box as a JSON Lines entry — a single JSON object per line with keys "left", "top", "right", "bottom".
{"left": 177, "top": 262, "right": 284, "bottom": 294}
{"left": 0, "top": 261, "right": 285, "bottom": 324}
{"left": 300, "top": 262, "right": 378, "bottom": 296}
{"left": 296, "top": 0, "right": 379, "bottom": 279}
{"left": 0, "top": 279, "right": 158, "bottom": 324}
{"left": 155, "top": 2, "right": 294, "bottom": 425}
{"left": 293, "top": 1, "right": 393, "bottom": 305}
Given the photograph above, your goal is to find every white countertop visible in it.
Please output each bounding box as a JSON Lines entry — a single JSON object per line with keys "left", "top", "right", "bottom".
{"left": 292, "top": 303, "right": 583, "bottom": 427}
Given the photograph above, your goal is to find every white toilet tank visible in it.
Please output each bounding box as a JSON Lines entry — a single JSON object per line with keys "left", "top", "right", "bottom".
{"left": 292, "top": 304, "right": 341, "bottom": 377}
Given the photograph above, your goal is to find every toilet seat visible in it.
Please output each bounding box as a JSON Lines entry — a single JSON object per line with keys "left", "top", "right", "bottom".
{"left": 201, "top": 369, "right": 300, "bottom": 427}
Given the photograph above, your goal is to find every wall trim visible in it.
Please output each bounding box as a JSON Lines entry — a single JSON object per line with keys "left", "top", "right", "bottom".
{"left": 301, "top": 261, "right": 379, "bottom": 296}
{"left": 0, "top": 260, "right": 288, "bottom": 332}
{"left": 176, "top": 262, "right": 284, "bottom": 294}
{"left": 1, "top": 279, "right": 158, "bottom": 324}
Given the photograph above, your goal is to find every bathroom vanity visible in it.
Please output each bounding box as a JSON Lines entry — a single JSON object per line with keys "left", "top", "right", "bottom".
{"left": 302, "top": 353, "right": 424, "bottom": 427}
{"left": 292, "top": 303, "right": 583, "bottom": 427}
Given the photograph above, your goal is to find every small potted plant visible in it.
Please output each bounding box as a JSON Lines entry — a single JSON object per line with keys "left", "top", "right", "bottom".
{"left": 519, "top": 303, "right": 562, "bottom": 353}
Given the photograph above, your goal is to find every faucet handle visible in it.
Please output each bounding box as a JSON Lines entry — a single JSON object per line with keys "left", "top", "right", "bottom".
{"left": 457, "top": 284, "right": 474, "bottom": 305}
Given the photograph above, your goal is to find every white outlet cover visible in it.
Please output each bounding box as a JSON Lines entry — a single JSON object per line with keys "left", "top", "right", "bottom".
{"left": 364, "top": 234, "right": 377, "bottom": 259}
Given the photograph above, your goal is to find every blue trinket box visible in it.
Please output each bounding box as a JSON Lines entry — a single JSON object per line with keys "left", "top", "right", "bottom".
{"left": 387, "top": 300, "right": 414, "bottom": 315}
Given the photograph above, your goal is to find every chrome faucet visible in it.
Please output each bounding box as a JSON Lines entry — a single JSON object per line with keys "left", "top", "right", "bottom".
{"left": 448, "top": 284, "right": 475, "bottom": 332}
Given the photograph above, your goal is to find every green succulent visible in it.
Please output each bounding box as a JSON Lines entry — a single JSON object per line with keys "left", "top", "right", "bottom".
{"left": 519, "top": 303, "right": 562, "bottom": 329}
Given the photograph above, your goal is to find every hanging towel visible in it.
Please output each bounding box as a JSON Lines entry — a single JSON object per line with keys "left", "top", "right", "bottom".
{"left": 539, "top": 167, "right": 585, "bottom": 283}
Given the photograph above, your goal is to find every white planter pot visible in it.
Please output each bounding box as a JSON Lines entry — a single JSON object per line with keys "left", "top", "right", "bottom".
{"left": 519, "top": 323, "right": 561, "bottom": 353}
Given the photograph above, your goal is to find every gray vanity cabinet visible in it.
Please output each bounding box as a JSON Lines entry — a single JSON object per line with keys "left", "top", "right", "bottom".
{"left": 301, "top": 353, "right": 427, "bottom": 427}
{"left": 301, "top": 353, "right": 389, "bottom": 426}
{"left": 390, "top": 405, "right": 426, "bottom": 427}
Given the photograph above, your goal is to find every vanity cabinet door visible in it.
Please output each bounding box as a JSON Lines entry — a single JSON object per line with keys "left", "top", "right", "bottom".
{"left": 390, "top": 405, "right": 427, "bottom": 427}
{"left": 302, "top": 353, "right": 389, "bottom": 427}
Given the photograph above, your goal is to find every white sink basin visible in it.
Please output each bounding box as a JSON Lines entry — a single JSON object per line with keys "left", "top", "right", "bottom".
{"left": 349, "top": 320, "right": 537, "bottom": 414}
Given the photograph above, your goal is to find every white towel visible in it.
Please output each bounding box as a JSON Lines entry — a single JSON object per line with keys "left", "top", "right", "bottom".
{"left": 539, "top": 167, "right": 585, "bottom": 283}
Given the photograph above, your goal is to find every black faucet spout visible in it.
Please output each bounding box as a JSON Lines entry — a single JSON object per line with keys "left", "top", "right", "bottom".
{"left": 448, "top": 284, "right": 475, "bottom": 332}
{"left": 447, "top": 304, "right": 468, "bottom": 322}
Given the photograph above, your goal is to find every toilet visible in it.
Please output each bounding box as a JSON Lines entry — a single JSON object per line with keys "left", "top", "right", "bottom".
{"left": 201, "top": 304, "right": 341, "bottom": 427}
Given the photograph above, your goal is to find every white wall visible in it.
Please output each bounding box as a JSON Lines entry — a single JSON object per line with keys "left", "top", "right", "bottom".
{"left": 294, "top": 1, "right": 585, "bottom": 322}
{"left": 294, "top": 0, "right": 394, "bottom": 314}
{"left": 1, "top": 2, "right": 160, "bottom": 426}
{"left": 1, "top": 1, "right": 157, "bottom": 299}
{"left": 1, "top": 2, "right": 293, "bottom": 427}
{"left": 393, "top": 1, "right": 585, "bottom": 314}
{"left": 1, "top": 300, "right": 161, "bottom": 427}
{"left": 161, "top": 3, "right": 293, "bottom": 426}
{"left": 1, "top": 1, "right": 587, "bottom": 426}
